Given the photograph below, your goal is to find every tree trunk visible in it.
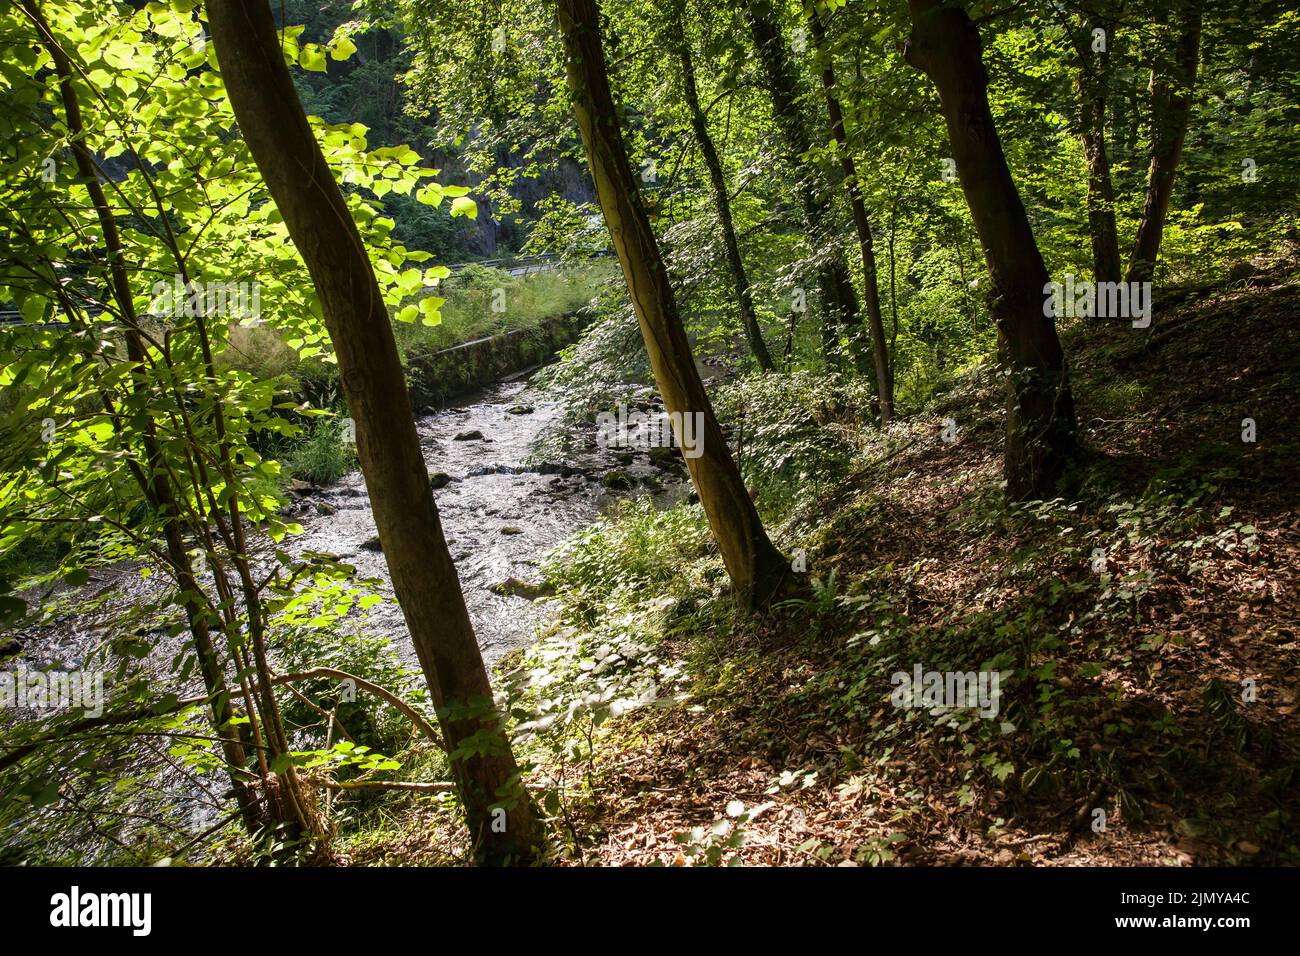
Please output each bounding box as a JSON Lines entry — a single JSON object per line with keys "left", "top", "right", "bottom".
{"left": 1127, "top": 2, "right": 1202, "bottom": 283}
{"left": 554, "top": 0, "right": 791, "bottom": 606}
{"left": 207, "top": 0, "right": 542, "bottom": 865}
{"left": 20, "top": 0, "right": 263, "bottom": 835}
{"left": 1074, "top": 15, "right": 1122, "bottom": 284}
{"left": 809, "top": 14, "right": 893, "bottom": 422}
{"left": 744, "top": 1, "right": 862, "bottom": 372}
{"left": 676, "top": 30, "right": 774, "bottom": 372}
{"left": 904, "top": 0, "right": 1077, "bottom": 500}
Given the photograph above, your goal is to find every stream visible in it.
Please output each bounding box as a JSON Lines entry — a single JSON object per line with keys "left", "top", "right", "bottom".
{"left": 282, "top": 376, "right": 685, "bottom": 664}
{"left": 5, "top": 373, "right": 686, "bottom": 682}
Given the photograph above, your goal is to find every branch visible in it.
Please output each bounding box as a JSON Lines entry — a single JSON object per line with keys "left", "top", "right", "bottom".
{"left": 318, "top": 779, "right": 456, "bottom": 794}
{"left": 270, "top": 668, "right": 443, "bottom": 749}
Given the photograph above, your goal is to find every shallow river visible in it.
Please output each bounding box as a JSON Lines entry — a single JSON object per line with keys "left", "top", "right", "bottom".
{"left": 285, "top": 377, "right": 682, "bottom": 664}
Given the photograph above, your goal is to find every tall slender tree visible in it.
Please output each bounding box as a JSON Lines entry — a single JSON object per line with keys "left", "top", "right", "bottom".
{"left": 1068, "top": 4, "right": 1123, "bottom": 285}
{"left": 903, "top": 0, "right": 1077, "bottom": 499}
{"left": 744, "top": 0, "right": 863, "bottom": 371}
{"left": 553, "top": 0, "right": 792, "bottom": 606}
{"left": 809, "top": 10, "right": 893, "bottom": 422}
{"left": 675, "top": 8, "right": 775, "bottom": 372}
{"left": 207, "top": 0, "right": 543, "bottom": 865}
{"left": 1127, "top": 0, "right": 1203, "bottom": 283}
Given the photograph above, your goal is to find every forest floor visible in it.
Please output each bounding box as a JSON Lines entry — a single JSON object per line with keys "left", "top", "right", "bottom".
{"left": 341, "top": 254, "right": 1300, "bottom": 867}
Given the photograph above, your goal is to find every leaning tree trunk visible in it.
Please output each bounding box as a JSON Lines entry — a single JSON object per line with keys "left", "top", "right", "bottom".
{"left": 809, "top": 13, "right": 894, "bottom": 422}
{"left": 904, "top": 0, "right": 1077, "bottom": 500}
{"left": 1127, "top": 2, "right": 1202, "bottom": 284}
{"left": 1074, "top": 14, "right": 1122, "bottom": 285}
{"left": 554, "top": 0, "right": 791, "bottom": 606}
{"left": 207, "top": 0, "right": 542, "bottom": 865}
{"left": 677, "top": 30, "right": 774, "bottom": 372}
{"left": 744, "top": 1, "right": 862, "bottom": 372}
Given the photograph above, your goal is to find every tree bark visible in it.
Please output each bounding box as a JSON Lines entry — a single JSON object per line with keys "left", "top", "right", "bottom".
{"left": 1127, "top": 2, "right": 1202, "bottom": 283}
{"left": 676, "top": 29, "right": 774, "bottom": 372}
{"left": 554, "top": 0, "right": 791, "bottom": 606}
{"left": 207, "top": 0, "right": 542, "bottom": 865}
{"left": 904, "top": 0, "right": 1077, "bottom": 500}
{"left": 744, "top": 1, "right": 862, "bottom": 372}
{"left": 809, "top": 13, "right": 894, "bottom": 422}
{"left": 1073, "top": 13, "right": 1122, "bottom": 285}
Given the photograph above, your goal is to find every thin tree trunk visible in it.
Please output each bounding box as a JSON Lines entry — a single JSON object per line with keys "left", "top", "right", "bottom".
{"left": 554, "top": 0, "right": 791, "bottom": 606}
{"left": 20, "top": 0, "right": 262, "bottom": 834}
{"left": 207, "top": 0, "right": 542, "bottom": 865}
{"left": 744, "top": 1, "right": 861, "bottom": 372}
{"left": 809, "top": 13, "right": 893, "bottom": 422}
{"left": 904, "top": 0, "right": 1077, "bottom": 500}
{"left": 1127, "top": 2, "right": 1202, "bottom": 283}
{"left": 676, "top": 29, "right": 774, "bottom": 372}
{"left": 1074, "top": 15, "right": 1122, "bottom": 284}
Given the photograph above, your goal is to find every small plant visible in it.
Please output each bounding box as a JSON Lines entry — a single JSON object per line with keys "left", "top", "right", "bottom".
{"left": 281, "top": 417, "right": 357, "bottom": 486}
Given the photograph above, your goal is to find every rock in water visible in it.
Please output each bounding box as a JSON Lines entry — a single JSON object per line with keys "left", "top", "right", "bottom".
{"left": 453, "top": 429, "right": 485, "bottom": 441}
{"left": 488, "top": 577, "right": 555, "bottom": 600}
{"left": 603, "top": 470, "right": 635, "bottom": 491}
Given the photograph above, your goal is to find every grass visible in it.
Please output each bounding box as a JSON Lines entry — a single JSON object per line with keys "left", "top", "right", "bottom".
{"left": 278, "top": 416, "right": 357, "bottom": 486}
{"left": 390, "top": 262, "right": 612, "bottom": 363}
{"left": 216, "top": 261, "right": 612, "bottom": 393}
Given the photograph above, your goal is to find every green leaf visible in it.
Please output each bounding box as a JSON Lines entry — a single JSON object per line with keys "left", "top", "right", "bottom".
{"left": 299, "top": 44, "right": 328, "bottom": 72}
{"left": 328, "top": 37, "right": 358, "bottom": 61}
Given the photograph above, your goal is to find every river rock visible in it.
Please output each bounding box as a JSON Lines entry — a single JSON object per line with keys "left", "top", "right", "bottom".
{"left": 360, "top": 535, "right": 383, "bottom": 552}
{"left": 603, "top": 470, "right": 635, "bottom": 491}
{"left": 488, "top": 577, "right": 554, "bottom": 600}
{"left": 648, "top": 446, "right": 682, "bottom": 469}
{"left": 501, "top": 526, "right": 524, "bottom": 535}
{"left": 506, "top": 404, "right": 535, "bottom": 415}
{"left": 428, "top": 471, "right": 453, "bottom": 489}
{"left": 454, "top": 429, "right": 485, "bottom": 441}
